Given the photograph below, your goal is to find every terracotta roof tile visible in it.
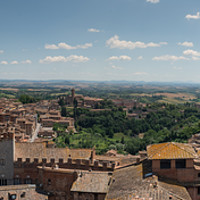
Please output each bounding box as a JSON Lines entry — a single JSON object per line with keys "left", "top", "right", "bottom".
{"left": 106, "top": 164, "right": 191, "bottom": 200}
{"left": 71, "top": 171, "right": 110, "bottom": 193}
{"left": 147, "top": 142, "right": 198, "bottom": 160}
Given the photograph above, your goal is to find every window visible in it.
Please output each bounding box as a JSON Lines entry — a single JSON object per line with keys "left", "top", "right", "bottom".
{"left": 24, "top": 178, "right": 32, "bottom": 184}
{"left": 175, "top": 159, "right": 186, "bottom": 169}
{"left": 48, "top": 179, "right": 51, "bottom": 186}
{"left": 160, "top": 160, "right": 171, "bottom": 169}
{"left": 14, "top": 178, "right": 21, "bottom": 185}
{"left": 0, "top": 179, "right": 7, "bottom": 186}
{"left": 94, "top": 194, "right": 98, "bottom": 200}
{"left": 20, "top": 192, "right": 26, "bottom": 198}
{"left": 198, "top": 187, "right": 200, "bottom": 195}
{"left": 8, "top": 193, "right": 17, "bottom": 200}
{"left": 0, "top": 159, "right": 5, "bottom": 166}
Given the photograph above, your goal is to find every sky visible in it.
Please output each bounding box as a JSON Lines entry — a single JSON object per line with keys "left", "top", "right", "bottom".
{"left": 1, "top": 0, "right": 200, "bottom": 82}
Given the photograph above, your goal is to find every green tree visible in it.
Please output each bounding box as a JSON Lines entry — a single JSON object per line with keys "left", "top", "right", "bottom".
{"left": 61, "top": 106, "right": 67, "bottom": 117}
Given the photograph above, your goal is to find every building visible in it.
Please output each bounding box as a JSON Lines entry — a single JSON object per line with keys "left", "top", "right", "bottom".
{"left": 0, "top": 184, "right": 48, "bottom": 200}
{"left": 0, "top": 133, "right": 15, "bottom": 185}
{"left": 71, "top": 171, "right": 111, "bottom": 200}
{"left": 147, "top": 142, "right": 200, "bottom": 200}
{"left": 106, "top": 164, "right": 191, "bottom": 200}
{"left": 0, "top": 132, "right": 115, "bottom": 200}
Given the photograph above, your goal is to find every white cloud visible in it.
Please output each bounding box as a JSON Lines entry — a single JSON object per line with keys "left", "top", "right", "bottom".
{"left": 0, "top": 61, "right": 8, "bottom": 65}
{"left": 111, "top": 65, "right": 122, "bottom": 70}
{"left": 108, "top": 55, "right": 131, "bottom": 61}
{"left": 178, "top": 42, "right": 193, "bottom": 47}
{"left": 137, "top": 56, "right": 143, "bottom": 60}
{"left": 185, "top": 12, "right": 200, "bottom": 20}
{"left": 40, "top": 55, "right": 90, "bottom": 63}
{"left": 133, "top": 72, "right": 148, "bottom": 76}
{"left": 45, "top": 42, "right": 92, "bottom": 50}
{"left": 11, "top": 60, "right": 19, "bottom": 65}
{"left": 106, "top": 35, "right": 167, "bottom": 49}
{"left": 152, "top": 55, "right": 188, "bottom": 61}
{"left": 21, "top": 59, "right": 32, "bottom": 64}
{"left": 173, "top": 66, "right": 183, "bottom": 70}
{"left": 45, "top": 44, "right": 59, "bottom": 50}
{"left": 146, "top": 0, "right": 160, "bottom": 3}
{"left": 1, "top": 59, "right": 32, "bottom": 65}
{"left": 192, "top": 56, "right": 200, "bottom": 61}
{"left": 183, "top": 49, "right": 200, "bottom": 57}
{"left": 88, "top": 28, "right": 100, "bottom": 33}
{"left": 0, "top": 50, "right": 4, "bottom": 54}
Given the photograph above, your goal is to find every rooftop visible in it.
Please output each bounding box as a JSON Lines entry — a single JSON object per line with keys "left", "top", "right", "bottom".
{"left": 106, "top": 164, "right": 191, "bottom": 200}
{"left": 147, "top": 142, "right": 198, "bottom": 160}
{"left": 15, "top": 142, "right": 92, "bottom": 162}
{"left": 71, "top": 171, "right": 111, "bottom": 193}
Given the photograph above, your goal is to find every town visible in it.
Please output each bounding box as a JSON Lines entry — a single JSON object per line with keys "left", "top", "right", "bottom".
{"left": 1, "top": 0, "right": 200, "bottom": 199}
{"left": 1, "top": 83, "right": 200, "bottom": 200}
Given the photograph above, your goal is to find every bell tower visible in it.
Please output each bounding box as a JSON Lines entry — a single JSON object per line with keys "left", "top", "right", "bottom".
{"left": 71, "top": 88, "right": 75, "bottom": 104}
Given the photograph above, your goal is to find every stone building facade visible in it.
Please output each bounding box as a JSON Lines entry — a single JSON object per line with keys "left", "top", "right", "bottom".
{"left": 0, "top": 132, "right": 15, "bottom": 185}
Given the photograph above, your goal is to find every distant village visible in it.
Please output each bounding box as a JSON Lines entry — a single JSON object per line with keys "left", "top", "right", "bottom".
{"left": 0, "top": 89, "right": 146, "bottom": 143}
{"left": 1, "top": 89, "right": 200, "bottom": 200}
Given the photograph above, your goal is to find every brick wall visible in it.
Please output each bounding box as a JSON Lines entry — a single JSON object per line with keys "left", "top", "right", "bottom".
{"left": 152, "top": 159, "right": 197, "bottom": 183}
{"left": 38, "top": 167, "right": 77, "bottom": 200}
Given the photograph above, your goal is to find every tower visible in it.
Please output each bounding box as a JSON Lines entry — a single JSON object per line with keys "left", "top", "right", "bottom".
{"left": 0, "top": 132, "right": 15, "bottom": 185}
{"left": 71, "top": 88, "right": 75, "bottom": 104}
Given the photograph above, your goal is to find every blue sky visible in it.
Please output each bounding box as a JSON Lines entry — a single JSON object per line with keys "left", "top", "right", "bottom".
{"left": 1, "top": 0, "right": 200, "bottom": 82}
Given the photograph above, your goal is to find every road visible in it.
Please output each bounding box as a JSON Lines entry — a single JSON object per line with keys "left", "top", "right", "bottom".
{"left": 30, "top": 123, "right": 41, "bottom": 142}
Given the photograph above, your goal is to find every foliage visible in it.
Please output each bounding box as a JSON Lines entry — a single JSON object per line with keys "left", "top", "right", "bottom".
{"left": 19, "top": 94, "right": 37, "bottom": 104}
{"left": 55, "top": 102, "right": 200, "bottom": 155}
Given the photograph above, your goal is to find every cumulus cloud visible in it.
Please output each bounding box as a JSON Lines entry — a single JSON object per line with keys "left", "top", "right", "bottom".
{"left": 106, "top": 35, "right": 167, "bottom": 49}
{"left": 0, "top": 59, "right": 32, "bottom": 65}
{"left": 178, "top": 42, "right": 193, "bottom": 47}
{"left": 111, "top": 65, "right": 122, "bottom": 70}
{"left": 138, "top": 56, "right": 143, "bottom": 60}
{"left": 192, "top": 56, "right": 200, "bottom": 61}
{"left": 152, "top": 55, "right": 188, "bottom": 61}
{"left": 21, "top": 59, "right": 32, "bottom": 64}
{"left": 45, "top": 42, "right": 92, "bottom": 50}
{"left": 39, "top": 55, "right": 90, "bottom": 64}
{"left": 133, "top": 72, "right": 148, "bottom": 76}
{"left": 146, "top": 0, "right": 159, "bottom": 3}
{"left": 0, "top": 61, "right": 8, "bottom": 65}
{"left": 185, "top": 12, "right": 200, "bottom": 20}
{"left": 108, "top": 55, "right": 131, "bottom": 61}
{"left": 173, "top": 66, "right": 183, "bottom": 70}
{"left": 88, "top": 28, "right": 100, "bottom": 33}
{"left": 183, "top": 49, "right": 200, "bottom": 57}
{"left": 0, "top": 50, "right": 4, "bottom": 54}
{"left": 11, "top": 60, "right": 19, "bottom": 65}
{"left": 45, "top": 44, "right": 59, "bottom": 50}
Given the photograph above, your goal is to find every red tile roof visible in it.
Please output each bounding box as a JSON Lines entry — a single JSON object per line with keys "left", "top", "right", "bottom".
{"left": 147, "top": 142, "right": 198, "bottom": 160}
